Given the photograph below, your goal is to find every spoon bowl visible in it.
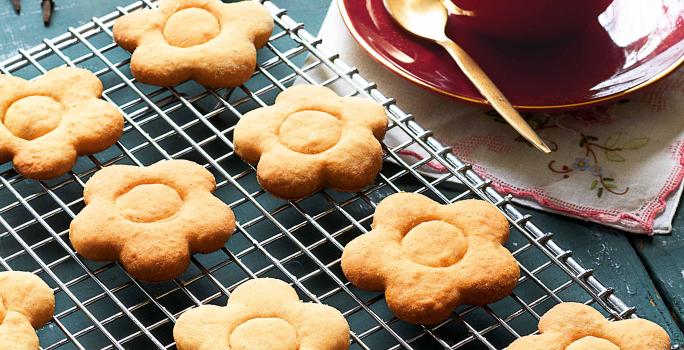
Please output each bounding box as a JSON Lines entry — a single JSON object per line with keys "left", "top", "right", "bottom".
{"left": 383, "top": 0, "right": 449, "bottom": 41}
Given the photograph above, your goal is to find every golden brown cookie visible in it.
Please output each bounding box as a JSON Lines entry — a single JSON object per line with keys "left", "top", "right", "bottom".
{"left": 0, "top": 67, "right": 124, "bottom": 180}
{"left": 113, "top": 0, "right": 274, "bottom": 87}
{"left": 0, "top": 271, "right": 55, "bottom": 350}
{"left": 174, "top": 278, "right": 350, "bottom": 350}
{"left": 341, "top": 192, "right": 519, "bottom": 325}
{"left": 508, "top": 302, "right": 671, "bottom": 350}
{"left": 233, "top": 85, "right": 388, "bottom": 199}
{"left": 69, "top": 160, "right": 236, "bottom": 282}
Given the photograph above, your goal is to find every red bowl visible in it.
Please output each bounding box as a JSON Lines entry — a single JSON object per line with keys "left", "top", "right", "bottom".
{"left": 339, "top": 0, "right": 684, "bottom": 111}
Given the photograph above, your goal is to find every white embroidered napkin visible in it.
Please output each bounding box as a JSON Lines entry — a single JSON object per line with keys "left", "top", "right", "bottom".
{"left": 309, "top": 2, "right": 684, "bottom": 234}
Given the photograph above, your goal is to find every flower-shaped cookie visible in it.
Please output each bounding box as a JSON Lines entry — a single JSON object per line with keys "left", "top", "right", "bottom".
{"left": 0, "top": 67, "right": 124, "bottom": 180}
{"left": 508, "top": 302, "right": 671, "bottom": 350}
{"left": 174, "top": 278, "right": 350, "bottom": 350}
{"left": 0, "top": 271, "right": 55, "bottom": 350}
{"left": 113, "top": 0, "right": 274, "bottom": 87}
{"left": 233, "top": 85, "right": 388, "bottom": 199}
{"left": 69, "top": 160, "right": 236, "bottom": 282}
{"left": 341, "top": 192, "right": 520, "bottom": 325}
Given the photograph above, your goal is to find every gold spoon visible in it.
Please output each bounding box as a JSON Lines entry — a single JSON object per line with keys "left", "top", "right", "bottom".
{"left": 383, "top": 0, "right": 551, "bottom": 154}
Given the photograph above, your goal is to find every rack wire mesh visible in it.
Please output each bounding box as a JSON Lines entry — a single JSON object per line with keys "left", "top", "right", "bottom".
{"left": 0, "top": 0, "right": 644, "bottom": 349}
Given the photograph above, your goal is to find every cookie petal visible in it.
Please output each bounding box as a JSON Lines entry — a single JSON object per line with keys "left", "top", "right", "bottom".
{"left": 255, "top": 149, "right": 325, "bottom": 199}
{"left": 233, "top": 106, "right": 286, "bottom": 163}
{"left": 0, "top": 131, "right": 15, "bottom": 164}
{"left": 82, "top": 164, "right": 143, "bottom": 202}
{"left": 62, "top": 99, "right": 124, "bottom": 155}
{"left": 341, "top": 231, "right": 399, "bottom": 291}
{"left": 217, "top": 1, "right": 274, "bottom": 47}
{"left": 11, "top": 137, "right": 77, "bottom": 180}
{"left": 149, "top": 159, "right": 217, "bottom": 193}
{"left": 69, "top": 200, "right": 128, "bottom": 261}
{"left": 442, "top": 199, "right": 510, "bottom": 243}
{"left": 384, "top": 266, "right": 461, "bottom": 325}
{"left": 112, "top": 6, "right": 165, "bottom": 51}
{"left": 174, "top": 304, "right": 236, "bottom": 350}
{"left": 342, "top": 97, "right": 388, "bottom": 140}
{"left": 119, "top": 231, "right": 192, "bottom": 282}
{"left": 185, "top": 39, "right": 256, "bottom": 88}
{"left": 31, "top": 67, "right": 104, "bottom": 106}
{"left": 228, "top": 278, "right": 300, "bottom": 311}
{"left": 0, "top": 76, "right": 30, "bottom": 158}
{"left": 282, "top": 302, "right": 350, "bottom": 350}
{"left": 370, "top": 192, "right": 440, "bottom": 231}
{"left": 606, "top": 319, "right": 671, "bottom": 350}
{"left": 323, "top": 129, "right": 383, "bottom": 192}
{"left": 0, "top": 272, "right": 55, "bottom": 328}
{"left": 507, "top": 333, "right": 566, "bottom": 350}
{"left": 0, "top": 74, "right": 27, "bottom": 112}
{"left": 274, "top": 85, "right": 339, "bottom": 108}
{"left": 176, "top": 193, "right": 235, "bottom": 254}
{"left": 452, "top": 236, "right": 519, "bottom": 305}
{"left": 537, "top": 302, "right": 607, "bottom": 336}
{"left": 0, "top": 311, "right": 40, "bottom": 350}
{"left": 128, "top": 44, "right": 193, "bottom": 87}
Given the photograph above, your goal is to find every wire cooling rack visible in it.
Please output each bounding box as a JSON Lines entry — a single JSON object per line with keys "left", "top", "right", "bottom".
{"left": 0, "top": 1, "right": 644, "bottom": 349}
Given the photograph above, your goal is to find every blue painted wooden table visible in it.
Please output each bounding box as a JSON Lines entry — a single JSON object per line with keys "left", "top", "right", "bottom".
{"left": 0, "top": 0, "right": 682, "bottom": 346}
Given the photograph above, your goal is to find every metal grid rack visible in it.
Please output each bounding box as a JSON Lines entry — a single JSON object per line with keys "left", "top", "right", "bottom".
{"left": 0, "top": 0, "right": 640, "bottom": 349}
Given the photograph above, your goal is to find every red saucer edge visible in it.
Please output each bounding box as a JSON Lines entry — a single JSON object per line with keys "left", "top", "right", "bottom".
{"left": 337, "top": 0, "right": 684, "bottom": 112}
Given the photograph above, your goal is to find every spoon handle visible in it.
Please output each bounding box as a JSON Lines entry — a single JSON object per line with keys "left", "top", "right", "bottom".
{"left": 438, "top": 39, "right": 551, "bottom": 154}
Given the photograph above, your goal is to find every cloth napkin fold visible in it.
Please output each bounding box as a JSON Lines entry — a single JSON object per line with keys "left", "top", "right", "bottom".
{"left": 308, "top": 2, "right": 684, "bottom": 234}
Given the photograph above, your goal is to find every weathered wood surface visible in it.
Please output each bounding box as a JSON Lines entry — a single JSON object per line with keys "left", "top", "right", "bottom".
{"left": 0, "top": 0, "right": 681, "bottom": 344}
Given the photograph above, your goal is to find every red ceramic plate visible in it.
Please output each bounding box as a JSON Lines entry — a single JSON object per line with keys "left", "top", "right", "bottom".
{"left": 339, "top": 0, "right": 684, "bottom": 111}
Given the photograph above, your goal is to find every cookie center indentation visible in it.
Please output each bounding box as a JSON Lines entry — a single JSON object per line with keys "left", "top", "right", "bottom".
{"left": 3, "top": 96, "right": 63, "bottom": 140}
{"left": 116, "top": 184, "right": 183, "bottom": 223}
{"left": 566, "top": 336, "right": 619, "bottom": 350}
{"left": 401, "top": 220, "right": 468, "bottom": 267}
{"left": 278, "top": 110, "right": 342, "bottom": 154}
{"left": 230, "top": 317, "right": 299, "bottom": 350}
{"left": 163, "top": 8, "right": 220, "bottom": 48}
